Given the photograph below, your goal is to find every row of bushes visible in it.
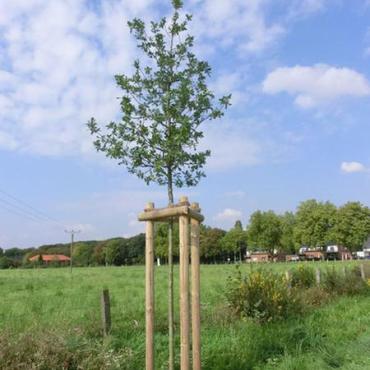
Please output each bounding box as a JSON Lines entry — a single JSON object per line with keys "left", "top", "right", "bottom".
{"left": 226, "top": 265, "right": 370, "bottom": 322}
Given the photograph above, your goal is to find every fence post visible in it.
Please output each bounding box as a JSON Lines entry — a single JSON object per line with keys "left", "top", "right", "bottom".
{"left": 101, "top": 289, "right": 111, "bottom": 336}
{"left": 315, "top": 268, "right": 321, "bottom": 285}
{"left": 360, "top": 264, "right": 366, "bottom": 281}
{"left": 285, "top": 270, "right": 291, "bottom": 289}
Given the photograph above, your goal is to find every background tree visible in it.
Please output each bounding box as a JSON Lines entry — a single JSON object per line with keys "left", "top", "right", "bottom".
{"left": 200, "top": 225, "right": 226, "bottom": 263}
{"left": 103, "top": 239, "right": 122, "bottom": 266}
{"left": 154, "top": 223, "right": 179, "bottom": 262}
{"left": 72, "top": 243, "right": 94, "bottom": 266}
{"left": 125, "top": 233, "right": 145, "bottom": 264}
{"left": 22, "top": 251, "right": 37, "bottom": 266}
{"left": 280, "top": 212, "right": 296, "bottom": 253}
{"left": 92, "top": 242, "right": 106, "bottom": 265}
{"left": 221, "top": 221, "right": 247, "bottom": 262}
{"left": 87, "top": 1, "right": 230, "bottom": 364}
{"left": 247, "top": 211, "right": 282, "bottom": 255}
{"left": 294, "top": 199, "right": 337, "bottom": 248}
{"left": 0, "top": 256, "right": 14, "bottom": 269}
{"left": 333, "top": 202, "right": 370, "bottom": 251}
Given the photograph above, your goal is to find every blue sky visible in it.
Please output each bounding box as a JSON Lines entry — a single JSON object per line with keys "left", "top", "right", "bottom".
{"left": 1, "top": 0, "right": 370, "bottom": 248}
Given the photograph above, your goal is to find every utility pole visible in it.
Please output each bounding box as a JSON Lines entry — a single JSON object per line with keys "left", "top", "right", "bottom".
{"left": 65, "top": 229, "right": 81, "bottom": 273}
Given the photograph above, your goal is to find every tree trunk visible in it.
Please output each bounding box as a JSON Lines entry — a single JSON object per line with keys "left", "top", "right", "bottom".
{"left": 167, "top": 180, "right": 174, "bottom": 370}
{"left": 167, "top": 29, "right": 176, "bottom": 370}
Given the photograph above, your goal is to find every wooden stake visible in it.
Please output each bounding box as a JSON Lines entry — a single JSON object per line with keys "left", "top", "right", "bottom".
{"left": 145, "top": 202, "right": 155, "bottom": 370}
{"left": 179, "top": 212, "right": 190, "bottom": 370}
{"left": 101, "top": 289, "right": 111, "bottom": 336}
{"left": 315, "top": 268, "right": 321, "bottom": 285}
{"left": 191, "top": 203, "right": 201, "bottom": 370}
{"left": 360, "top": 264, "right": 366, "bottom": 281}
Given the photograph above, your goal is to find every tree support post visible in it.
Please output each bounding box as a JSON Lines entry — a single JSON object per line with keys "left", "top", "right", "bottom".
{"left": 179, "top": 210, "right": 190, "bottom": 370}
{"left": 190, "top": 203, "right": 201, "bottom": 370}
{"left": 139, "top": 197, "right": 204, "bottom": 370}
{"left": 145, "top": 203, "right": 155, "bottom": 370}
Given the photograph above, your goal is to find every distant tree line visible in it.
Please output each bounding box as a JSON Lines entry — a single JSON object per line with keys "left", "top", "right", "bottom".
{"left": 195, "top": 200, "right": 368, "bottom": 261}
{"left": 0, "top": 235, "right": 145, "bottom": 269}
{"left": 1, "top": 199, "right": 369, "bottom": 269}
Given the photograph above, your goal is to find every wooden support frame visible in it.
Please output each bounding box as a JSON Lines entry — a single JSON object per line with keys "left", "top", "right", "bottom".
{"left": 139, "top": 196, "right": 203, "bottom": 370}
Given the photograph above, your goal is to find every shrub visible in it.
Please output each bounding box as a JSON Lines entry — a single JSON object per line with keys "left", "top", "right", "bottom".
{"left": 0, "top": 257, "right": 15, "bottom": 269}
{"left": 291, "top": 265, "right": 316, "bottom": 288}
{"left": 0, "top": 330, "right": 133, "bottom": 370}
{"left": 299, "top": 286, "right": 331, "bottom": 307}
{"left": 226, "top": 267, "right": 302, "bottom": 322}
{"left": 322, "top": 267, "right": 342, "bottom": 293}
{"left": 322, "top": 267, "right": 368, "bottom": 296}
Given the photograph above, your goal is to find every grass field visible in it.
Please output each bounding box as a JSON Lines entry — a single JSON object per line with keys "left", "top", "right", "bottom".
{"left": 0, "top": 261, "right": 369, "bottom": 369}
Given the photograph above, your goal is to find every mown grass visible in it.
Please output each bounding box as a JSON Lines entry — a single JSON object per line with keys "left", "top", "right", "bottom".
{"left": 0, "top": 261, "right": 369, "bottom": 369}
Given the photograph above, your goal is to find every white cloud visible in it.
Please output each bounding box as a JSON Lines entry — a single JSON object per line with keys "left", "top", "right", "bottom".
{"left": 0, "top": 0, "right": 329, "bottom": 163}
{"left": 202, "top": 121, "right": 262, "bottom": 171}
{"left": 189, "top": 0, "right": 285, "bottom": 54}
{"left": 0, "top": 0, "right": 158, "bottom": 156}
{"left": 287, "top": 0, "right": 327, "bottom": 19}
{"left": 262, "top": 64, "right": 370, "bottom": 108}
{"left": 214, "top": 208, "right": 243, "bottom": 221}
{"left": 0, "top": 131, "right": 19, "bottom": 150}
{"left": 211, "top": 72, "right": 249, "bottom": 106}
{"left": 341, "top": 161, "right": 368, "bottom": 173}
{"left": 200, "top": 114, "right": 301, "bottom": 171}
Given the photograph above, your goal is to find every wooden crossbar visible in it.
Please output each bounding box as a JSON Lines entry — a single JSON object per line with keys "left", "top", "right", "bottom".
{"left": 138, "top": 204, "right": 204, "bottom": 222}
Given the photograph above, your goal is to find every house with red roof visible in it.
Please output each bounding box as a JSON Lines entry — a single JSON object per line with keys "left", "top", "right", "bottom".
{"left": 29, "top": 254, "right": 70, "bottom": 264}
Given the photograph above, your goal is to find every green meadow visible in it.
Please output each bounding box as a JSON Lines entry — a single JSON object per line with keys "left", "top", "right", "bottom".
{"left": 0, "top": 262, "right": 369, "bottom": 369}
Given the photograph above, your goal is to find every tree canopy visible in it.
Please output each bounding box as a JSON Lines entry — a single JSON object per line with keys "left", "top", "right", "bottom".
{"left": 333, "top": 202, "right": 370, "bottom": 251}
{"left": 200, "top": 225, "right": 226, "bottom": 261}
{"left": 247, "top": 211, "right": 282, "bottom": 254}
{"left": 221, "top": 220, "right": 247, "bottom": 260}
{"left": 87, "top": 0, "right": 231, "bottom": 196}
{"left": 294, "top": 200, "right": 337, "bottom": 248}
{"left": 279, "top": 212, "right": 296, "bottom": 253}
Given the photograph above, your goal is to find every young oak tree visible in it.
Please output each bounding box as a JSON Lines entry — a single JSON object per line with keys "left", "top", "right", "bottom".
{"left": 87, "top": 1, "right": 231, "bottom": 367}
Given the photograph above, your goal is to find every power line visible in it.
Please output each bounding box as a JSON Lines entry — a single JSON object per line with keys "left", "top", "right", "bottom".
{"left": 0, "top": 187, "right": 62, "bottom": 224}
{"left": 0, "top": 196, "right": 48, "bottom": 223}
{"left": 0, "top": 187, "right": 66, "bottom": 228}
{"left": 0, "top": 201, "right": 42, "bottom": 223}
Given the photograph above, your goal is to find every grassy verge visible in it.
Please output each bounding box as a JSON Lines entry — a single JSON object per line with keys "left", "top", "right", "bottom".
{"left": 0, "top": 262, "right": 369, "bottom": 369}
